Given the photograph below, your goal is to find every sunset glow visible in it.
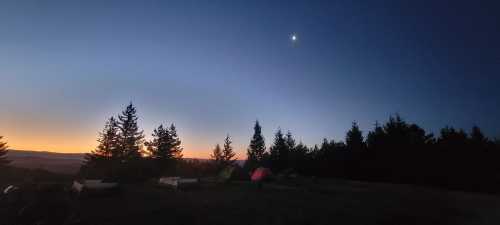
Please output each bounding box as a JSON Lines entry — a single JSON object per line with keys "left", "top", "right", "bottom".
{"left": 1, "top": 1, "right": 500, "bottom": 160}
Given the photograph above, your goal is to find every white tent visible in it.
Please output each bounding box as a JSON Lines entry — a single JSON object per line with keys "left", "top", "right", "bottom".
{"left": 72, "top": 179, "right": 119, "bottom": 194}
{"left": 158, "top": 177, "right": 199, "bottom": 190}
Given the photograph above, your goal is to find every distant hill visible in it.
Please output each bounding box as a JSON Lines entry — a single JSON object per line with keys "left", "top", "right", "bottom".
{"left": 6, "top": 150, "right": 245, "bottom": 175}
{"left": 7, "top": 150, "right": 85, "bottom": 175}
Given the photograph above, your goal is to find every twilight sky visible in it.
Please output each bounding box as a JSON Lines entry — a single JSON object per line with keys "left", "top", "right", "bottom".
{"left": 1, "top": 1, "right": 499, "bottom": 158}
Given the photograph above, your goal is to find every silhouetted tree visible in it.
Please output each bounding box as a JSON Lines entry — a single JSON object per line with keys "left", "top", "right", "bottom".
{"left": 346, "top": 121, "right": 365, "bottom": 154}
{"left": 245, "top": 120, "right": 266, "bottom": 171}
{"left": 0, "top": 136, "right": 10, "bottom": 166}
{"left": 366, "top": 121, "right": 384, "bottom": 151}
{"left": 269, "top": 129, "right": 288, "bottom": 172}
{"left": 82, "top": 117, "right": 119, "bottom": 177}
{"left": 146, "top": 124, "right": 183, "bottom": 174}
{"left": 284, "top": 131, "right": 297, "bottom": 170}
{"left": 85, "top": 117, "right": 119, "bottom": 161}
{"left": 285, "top": 131, "right": 296, "bottom": 151}
{"left": 117, "top": 103, "right": 145, "bottom": 161}
{"left": 222, "top": 134, "right": 237, "bottom": 167}
{"left": 210, "top": 143, "right": 224, "bottom": 170}
{"left": 291, "top": 142, "right": 309, "bottom": 173}
{"left": 470, "top": 126, "right": 490, "bottom": 149}
{"left": 437, "top": 126, "right": 468, "bottom": 150}
{"left": 211, "top": 135, "right": 237, "bottom": 171}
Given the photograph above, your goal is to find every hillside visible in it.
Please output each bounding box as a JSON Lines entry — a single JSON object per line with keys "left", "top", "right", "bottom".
{"left": 5, "top": 150, "right": 244, "bottom": 175}
{"left": 6, "top": 150, "right": 85, "bottom": 174}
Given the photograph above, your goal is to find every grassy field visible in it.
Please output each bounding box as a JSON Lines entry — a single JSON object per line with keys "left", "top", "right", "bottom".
{"left": 2, "top": 175, "right": 500, "bottom": 225}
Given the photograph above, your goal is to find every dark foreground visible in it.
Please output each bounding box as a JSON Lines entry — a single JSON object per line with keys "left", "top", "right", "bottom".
{"left": 2, "top": 178, "right": 500, "bottom": 225}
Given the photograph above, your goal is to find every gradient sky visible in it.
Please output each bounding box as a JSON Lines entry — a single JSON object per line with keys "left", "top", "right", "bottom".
{"left": 1, "top": 1, "right": 499, "bottom": 158}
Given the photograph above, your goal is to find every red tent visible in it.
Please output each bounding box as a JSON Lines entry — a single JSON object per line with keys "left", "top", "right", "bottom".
{"left": 251, "top": 167, "right": 272, "bottom": 182}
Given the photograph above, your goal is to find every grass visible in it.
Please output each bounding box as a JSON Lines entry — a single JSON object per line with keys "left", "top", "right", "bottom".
{"left": 1, "top": 170, "right": 500, "bottom": 225}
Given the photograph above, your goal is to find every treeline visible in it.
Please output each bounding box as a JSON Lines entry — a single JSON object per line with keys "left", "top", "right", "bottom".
{"left": 81, "top": 103, "right": 238, "bottom": 181}
{"left": 79, "top": 103, "right": 500, "bottom": 192}
{"left": 245, "top": 116, "right": 500, "bottom": 193}
{"left": 81, "top": 103, "right": 185, "bottom": 181}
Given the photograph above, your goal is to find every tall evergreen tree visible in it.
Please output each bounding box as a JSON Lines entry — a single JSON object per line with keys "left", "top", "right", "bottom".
{"left": 146, "top": 124, "right": 182, "bottom": 160}
{"left": 222, "top": 134, "right": 237, "bottom": 167}
{"left": 81, "top": 117, "right": 121, "bottom": 178}
{"left": 85, "top": 117, "right": 119, "bottom": 163}
{"left": 146, "top": 124, "right": 183, "bottom": 173}
{"left": 245, "top": 120, "right": 266, "bottom": 170}
{"left": 470, "top": 126, "right": 488, "bottom": 147}
{"left": 269, "top": 128, "right": 288, "bottom": 171}
{"left": 168, "top": 124, "right": 183, "bottom": 159}
{"left": 90, "top": 117, "right": 119, "bottom": 158}
{"left": 367, "top": 121, "right": 384, "bottom": 150}
{"left": 285, "top": 131, "right": 296, "bottom": 150}
{"left": 0, "top": 136, "right": 10, "bottom": 166}
{"left": 210, "top": 143, "right": 224, "bottom": 167}
{"left": 117, "top": 103, "right": 144, "bottom": 161}
{"left": 346, "top": 121, "right": 365, "bottom": 153}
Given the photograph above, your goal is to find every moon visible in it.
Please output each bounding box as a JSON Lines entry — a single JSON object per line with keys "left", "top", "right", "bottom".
{"left": 291, "top": 33, "right": 297, "bottom": 42}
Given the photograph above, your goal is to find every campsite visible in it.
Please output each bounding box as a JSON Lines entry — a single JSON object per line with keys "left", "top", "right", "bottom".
{"left": 2, "top": 1, "right": 500, "bottom": 224}
{"left": 2, "top": 166, "right": 500, "bottom": 225}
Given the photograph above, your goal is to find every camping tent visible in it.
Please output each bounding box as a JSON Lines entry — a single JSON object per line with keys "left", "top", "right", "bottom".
{"left": 72, "top": 180, "right": 119, "bottom": 196}
{"left": 251, "top": 167, "right": 272, "bottom": 182}
{"left": 158, "top": 177, "right": 199, "bottom": 190}
{"left": 218, "top": 166, "right": 235, "bottom": 182}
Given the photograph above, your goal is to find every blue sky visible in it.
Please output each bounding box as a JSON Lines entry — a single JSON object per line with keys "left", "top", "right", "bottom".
{"left": 1, "top": 1, "right": 499, "bottom": 157}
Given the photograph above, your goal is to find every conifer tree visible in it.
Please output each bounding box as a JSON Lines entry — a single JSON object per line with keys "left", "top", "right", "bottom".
{"left": 146, "top": 124, "right": 183, "bottom": 174}
{"left": 117, "top": 103, "right": 144, "bottom": 161}
{"left": 285, "top": 131, "right": 296, "bottom": 151}
{"left": 245, "top": 120, "right": 266, "bottom": 170}
{"left": 146, "top": 124, "right": 183, "bottom": 161}
{"left": 85, "top": 117, "right": 119, "bottom": 163}
{"left": 222, "top": 134, "right": 236, "bottom": 167}
{"left": 470, "top": 126, "right": 488, "bottom": 146}
{"left": 168, "top": 124, "right": 183, "bottom": 159}
{"left": 367, "top": 121, "right": 384, "bottom": 150}
{"left": 0, "top": 136, "right": 10, "bottom": 166}
{"left": 346, "top": 121, "right": 365, "bottom": 153}
{"left": 269, "top": 128, "right": 288, "bottom": 171}
{"left": 210, "top": 143, "right": 224, "bottom": 170}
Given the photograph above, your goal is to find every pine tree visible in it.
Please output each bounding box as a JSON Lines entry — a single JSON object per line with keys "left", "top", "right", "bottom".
{"left": 245, "top": 120, "right": 266, "bottom": 170}
{"left": 146, "top": 124, "right": 169, "bottom": 159}
{"left": 146, "top": 124, "right": 183, "bottom": 160}
{"left": 367, "top": 121, "right": 384, "bottom": 150}
{"left": 85, "top": 117, "right": 119, "bottom": 163}
{"left": 210, "top": 143, "right": 224, "bottom": 169}
{"left": 470, "top": 126, "right": 488, "bottom": 145}
{"left": 117, "top": 103, "right": 144, "bottom": 161}
{"left": 346, "top": 121, "right": 365, "bottom": 153}
{"left": 269, "top": 128, "right": 288, "bottom": 171}
{"left": 285, "top": 131, "right": 296, "bottom": 150}
{"left": 0, "top": 136, "right": 10, "bottom": 166}
{"left": 168, "top": 124, "right": 183, "bottom": 159}
{"left": 222, "top": 134, "right": 236, "bottom": 167}
{"left": 285, "top": 131, "right": 296, "bottom": 169}
{"left": 146, "top": 124, "right": 183, "bottom": 174}
{"left": 291, "top": 141, "right": 308, "bottom": 173}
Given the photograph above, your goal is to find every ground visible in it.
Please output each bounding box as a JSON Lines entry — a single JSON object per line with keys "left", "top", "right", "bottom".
{"left": 2, "top": 177, "right": 499, "bottom": 225}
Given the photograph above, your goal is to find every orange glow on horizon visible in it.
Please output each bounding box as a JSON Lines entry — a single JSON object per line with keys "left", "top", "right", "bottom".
{"left": 1, "top": 116, "right": 246, "bottom": 159}
{"left": 6, "top": 136, "right": 245, "bottom": 159}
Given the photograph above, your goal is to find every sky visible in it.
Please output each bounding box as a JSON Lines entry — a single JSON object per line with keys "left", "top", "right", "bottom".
{"left": 1, "top": 0, "right": 499, "bottom": 158}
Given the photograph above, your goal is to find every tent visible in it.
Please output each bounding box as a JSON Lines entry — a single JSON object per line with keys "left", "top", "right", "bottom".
{"left": 72, "top": 180, "right": 119, "bottom": 196}
{"left": 251, "top": 167, "right": 272, "bottom": 182}
{"left": 3, "top": 185, "right": 19, "bottom": 194}
{"left": 158, "top": 177, "right": 199, "bottom": 190}
{"left": 218, "top": 166, "right": 235, "bottom": 182}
